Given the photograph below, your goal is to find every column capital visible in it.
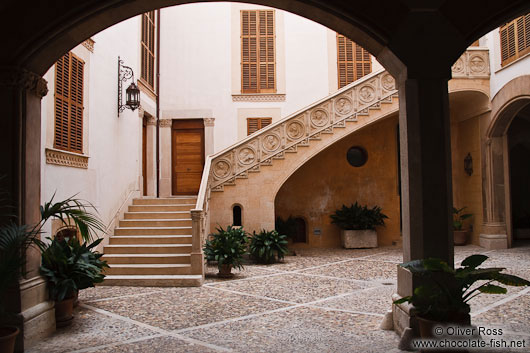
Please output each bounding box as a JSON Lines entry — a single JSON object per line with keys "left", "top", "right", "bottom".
{"left": 204, "top": 118, "right": 215, "bottom": 127}
{"left": 190, "top": 209, "right": 204, "bottom": 221}
{"left": 0, "top": 67, "right": 48, "bottom": 98}
{"left": 146, "top": 117, "right": 157, "bottom": 126}
{"left": 159, "top": 119, "right": 172, "bottom": 128}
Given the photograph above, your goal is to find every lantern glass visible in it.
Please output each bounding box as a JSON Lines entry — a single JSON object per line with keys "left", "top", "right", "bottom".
{"left": 126, "top": 82, "right": 140, "bottom": 111}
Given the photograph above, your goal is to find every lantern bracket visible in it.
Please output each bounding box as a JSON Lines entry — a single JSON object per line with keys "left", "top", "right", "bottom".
{"left": 118, "top": 56, "right": 140, "bottom": 115}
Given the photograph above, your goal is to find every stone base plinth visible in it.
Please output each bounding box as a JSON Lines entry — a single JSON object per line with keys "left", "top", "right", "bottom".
{"left": 479, "top": 233, "right": 508, "bottom": 249}
{"left": 341, "top": 229, "right": 377, "bottom": 248}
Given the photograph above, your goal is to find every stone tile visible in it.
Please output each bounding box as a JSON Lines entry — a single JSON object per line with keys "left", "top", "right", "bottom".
{"left": 204, "top": 263, "right": 276, "bottom": 284}
{"left": 213, "top": 273, "right": 365, "bottom": 303}
{"left": 300, "top": 259, "right": 398, "bottom": 282}
{"left": 184, "top": 306, "right": 403, "bottom": 353}
{"left": 101, "top": 335, "right": 216, "bottom": 353}
{"left": 469, "top": 285, "right": 526, "bottom": 314}
{"left": 454, "top": 245, "right": 493, "bottom": 263}
{"left": 80, "top": 286, "right": 163, "bottom": 302}
{"left": 90, "top": 286, "right": 291, "bottom": 331}
{"left": 473, "top": 292, "right": 530, "bottom": 334}
{"left": 27, "top": 307, "right": 156, "bottom": 353}
{"left": 315, "top": 285, "right": 397, "bottom": 315}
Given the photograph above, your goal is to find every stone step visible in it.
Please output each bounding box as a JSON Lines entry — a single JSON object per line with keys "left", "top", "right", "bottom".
{"left": 132, "top": 197, "right": 197, "bottom": 205}
{"left": 104, "top": 264, "right": 192, "bottom": 275}
{"left": 124, "top": 211, "right": 190, "bottom": 220}
{"left": 114, "top": 226, "right": 192, "bottom": 236}
{"left": 129, "top": 205, "right": 195, "bottom": 212}
{"left": 108, "top": 235, "right": 192, "bottom": 245}
{"left": 100, "top": 275, "right": 203, "bottom": 287}
{"left": 102, "top": 253, "right": 191, "bottom": 264}
{"left": 104, "top": 244, "right": 192, "bottom": 254}
{"left": 119, "top": 219, "right": 192, "bottom": 227}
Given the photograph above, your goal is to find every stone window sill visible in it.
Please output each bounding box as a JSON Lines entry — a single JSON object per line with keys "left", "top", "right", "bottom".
{"left": 232, "top": 93, "right": 286, "bottom": 102}
{"left": 45, "top": 148, "right": 89, "bottom": 169}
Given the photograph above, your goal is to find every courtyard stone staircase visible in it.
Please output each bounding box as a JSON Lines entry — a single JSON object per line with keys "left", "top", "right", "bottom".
{"left": 101, "top": 197, "right": 203, "bottom": 286}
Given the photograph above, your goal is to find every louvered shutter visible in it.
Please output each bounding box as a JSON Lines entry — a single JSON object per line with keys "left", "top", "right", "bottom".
{"left": 141, "top": 11, "right": 156, "bottom": 88}
{"left": 54, "top": 52, "right": 84, "bottom": 153}
{"left": 247, "top": 117, "right": 272, "bottom": 135}
{"left": 337, "top": 34, "right": 372, "bottom": 89}
{"left": 500, "top": 14, "right": 530, "bottom": 66}
{"left": 241, "top": 10, "right": 275, "bottom": 93}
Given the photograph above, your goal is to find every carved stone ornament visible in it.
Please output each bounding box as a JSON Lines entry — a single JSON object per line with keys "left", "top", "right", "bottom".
{"left": 469, "top": 55, "right": 486, "bottom": 73}
{"left": 286, "top": 121, "right": 305, "bottom": 139}
{"left": 310, "top": 109, "right": 329, "bottom": 127}
{"left": 45, "top": 148, "right": 88, "bottom": 169}
{"left": 82, "top": 38, "right": 95, "bottom": 53}
{"left": 146, "top": 117, "right": 157, "bottom": 126}
{"left": 137, "top": 106, "right": 145, "bottom": 117}
{"left": 262, "top": 134, "right": 280, "bottom": 152}
{"left": 381, "top": 74, "right": 395, "bottom": 91}
{"left": 203, "top": 118, "right": 215, "bottom": 127}
{"left": 238, "top": 147, "right": 256, "bottom": 165}
{"left": 0, "top": 67, "right": 48, "bottom": 98}
{"left": 335, "top": 96, "right": 353, "bottom": 115}
{"left": 213, "top": 160, "right": 231, "bottom": 179}
{"left": 159, "top": 119, "right": 172, "bottom": 128}
{"left": 232, "top": 94, "right": 286, "bottom": 102}
{"left": 359, "top": 85, "right": 376, "bottom": 103}
{"left": 452, "top": 58, "right": 464, "bottom": 74}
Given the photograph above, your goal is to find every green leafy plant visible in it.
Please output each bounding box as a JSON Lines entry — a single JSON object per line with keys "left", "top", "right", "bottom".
{"left": 330, "top": 202, "right": 388, "bottom": 230}
{"left": 203, "top": 225, "right": 248, "bottom": 271}
{"left": 249, "top": 230, "right": 288, "bottom": 264}
{"left": 394, "top": 255, "right": 530, "bottom": 322}
{"left": 40, "top": 237, "right": 108, "bottom": 301}
{"left": 453, "top": 206, "right": 473, "bottom": 230}
{"left": 275, "top": 216, "right": 297, "bottom": 240}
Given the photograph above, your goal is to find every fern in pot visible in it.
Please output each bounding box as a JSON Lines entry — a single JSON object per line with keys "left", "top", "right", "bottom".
{"left": 203, "top": 226, "right": 248, "bottom": 278}
{"left": 330, "top": 202, "right": 388, "bottom": 248}
{"left": 249, "top": 230, "right": 288, "bottom": 264}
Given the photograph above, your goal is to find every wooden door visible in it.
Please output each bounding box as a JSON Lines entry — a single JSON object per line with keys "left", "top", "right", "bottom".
{"left": 171, "top": 119, "right": 205, "bottom": 195}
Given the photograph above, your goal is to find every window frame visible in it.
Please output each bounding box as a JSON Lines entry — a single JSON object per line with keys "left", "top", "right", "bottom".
{"left": 500, "top": 14, "right": 530, "bottom": 67}
{"left": 336, "top": 34, "right": 372, "bottom": 89}
{"left": 247, "top": 117, "right": 272, "bottom": 135}
{"left": 141, "top": 11, "right": 156, "bottom": 90}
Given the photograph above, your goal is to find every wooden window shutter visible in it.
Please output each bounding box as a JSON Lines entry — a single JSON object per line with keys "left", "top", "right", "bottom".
{"left": 54, "top": 52, "right": 84, "bottom": 154}
{"left": 141, "top": 11, "right": 156, "bottom": 88}
{"left": 336, "top": 34, "right": 372, "bottom": 89}
{"left": 247, "top": 117, "right": 272, "bottom": 135}
{"left": 500, "top": 14, "right": 530, "bottom": 66}
{"left": 241, "top": 10, "right": 275, "bottom": 93}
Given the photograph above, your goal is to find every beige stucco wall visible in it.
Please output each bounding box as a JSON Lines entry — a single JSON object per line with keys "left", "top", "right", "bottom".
{"left": 275, "top": 115, "right": 401, "bottom": 247}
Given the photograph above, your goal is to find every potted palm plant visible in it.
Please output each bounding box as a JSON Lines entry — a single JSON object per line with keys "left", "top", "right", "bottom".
{"left": 453, "top": 206, "right": 473, "bottom": 245}
{"left": 330, "top": 202, "right": 388, "bottom": 248}
{"left": 249, "top": 230, "right": 288, "bottom": 264}
{"left": 203, "top": 225, "right": 248, "bottom": 277}
{"left": 394, "top": 255, "right": 530, "bottom": 341}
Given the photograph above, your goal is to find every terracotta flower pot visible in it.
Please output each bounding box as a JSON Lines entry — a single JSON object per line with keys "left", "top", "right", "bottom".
{"left": 416, "top": 314, "right": 471, "bottom": 353}
{"left": 217, "top": 264, "right": 234, "bottom": 278}
{"left": 454, "top": 230, "right": 469, "bottom": 246}
{"left": 0, "top": 326, "right": 19, "bottom": 353}
{"left": 55, "top": 297, "right": 75, "bottom": 328}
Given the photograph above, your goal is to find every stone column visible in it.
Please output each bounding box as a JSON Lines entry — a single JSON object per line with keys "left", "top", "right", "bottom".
{"left": 190, "top": 209, "right": 205, "bottom": 280}
{"left": 145, "top": 116, "right": 157, "bottom": 197}
{"left": 393, "top": 73, "right": 454, "bottom": 339}
{"left": 0, "top": 67, "right": 55, "bottom": 351}
{"left": 203, "top": 118, "right": 215, "bottom": 157}
{"left": 479, "top": 136, "right": 509, "bottom": 249}
{"left": 159, "top": 119, "right": 172, "bottom": 197}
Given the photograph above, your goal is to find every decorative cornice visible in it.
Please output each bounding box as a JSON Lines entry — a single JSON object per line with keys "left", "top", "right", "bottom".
{"left": 82, "top": 38, "right": 95, "bottom": 53}
{"left": 204, "top": 118, "right": 215, "bottom": 127}
{"left": 159, "top": 119, "right": 172, "bottom": 128}
{"left": 0, "top": 67, "right": 48, "bottom": 98}
{"left": 45, "top": 148, "right": 88, "bottom": 169}
{"left": 232, "top": 94, "right": 286, "bottom": 102}
{"left": 146, "top": 117, "right": 157, "bottom": 126}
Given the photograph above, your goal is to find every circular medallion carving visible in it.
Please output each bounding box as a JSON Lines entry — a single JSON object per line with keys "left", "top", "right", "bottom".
{"left": 359, "top": 85, "right": 376, "bottom": 103}
{"left": 381, "top": 74, "right": 395, "bottom": 91}
{"left": 213, "top": 160, "right": 231, "bottom": 179}
{"left": 310, "top": 109, "right": 329, "bottom": 127}
{"left": 452, "top": 58, "right": 464, "bottom": 74}
{"left": 263, "top": 134, "right": 280, "bottom": 152}
{"left": 238, "top": 147, "right": 256, "bottom": 165}
{"left": 286, "top": 121, "right": 305, "bottom": 139}
{"left": 469, "top": 55, "right": 486, "bottom": 73}
{"left": 335, "top": 96, "right": 353, "bottom": 115}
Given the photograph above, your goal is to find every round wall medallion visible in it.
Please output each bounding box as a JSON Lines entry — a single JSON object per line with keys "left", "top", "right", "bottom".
{"left": 335, "top": 96, "right": 353, "bottom": 115}
{"left": 213, "top": 160, "right": 231, "bottom": 178}
{"left": 469, "top": 55, "right": 486, "bottom": 73}
{"left": 286, "top": 121, "right": 305, "bottom": 139}
{"left": 238, "top": 147, "right": 256, "bottom": 165}
{"left": 359, "top": 85, "right": 376, "bottom": 103}
{"left": 310, "top": 109, "right": 329, "bottom": 127}
{"left": 381, "top": 74, "right": 396, "bottom": 90}
{"left": 263, "top": 134, "right": 280, "bottom": 152}
{"left": 347, "top": 146, "right": 368, "bottom": 167}
{"left": 452, "top": 58, "right": 464, "bottom": 74}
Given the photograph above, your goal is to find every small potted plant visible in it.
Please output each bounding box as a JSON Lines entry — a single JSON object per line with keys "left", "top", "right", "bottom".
{"left": 249, "top": 230, "right": 288, "bottom": 264}
{"left": 394, "top": 255, "right": 530, "bottom": 340}
{"left": 203, "top": 225, "right": 248, "bottom": 278}
{"left": 453, "top": 206, "right": 473, "bottom": 245}
{"left": 330, "top": 202, "right": 388, "bottom": 248}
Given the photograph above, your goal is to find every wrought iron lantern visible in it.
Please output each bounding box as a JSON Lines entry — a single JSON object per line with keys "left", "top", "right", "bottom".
{"left": 118, "top": 56, "right": 140, "bottom": 115}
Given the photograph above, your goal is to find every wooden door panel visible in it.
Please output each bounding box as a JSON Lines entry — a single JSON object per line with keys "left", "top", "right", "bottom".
{"left": 171, "top": 121, "right": 204, "bottom": 195}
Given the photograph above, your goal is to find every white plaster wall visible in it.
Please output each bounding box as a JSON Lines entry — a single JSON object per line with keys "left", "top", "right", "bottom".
{"left": 484, "top": 29, "right": 530, "bottom": 98}
{"left": 40, "top": 17, "right": 143, "bottom": 242}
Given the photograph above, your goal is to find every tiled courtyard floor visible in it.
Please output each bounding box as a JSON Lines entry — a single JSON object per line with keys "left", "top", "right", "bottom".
{"left": 29, "top": 244, "right": 530, "bottom": 352}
